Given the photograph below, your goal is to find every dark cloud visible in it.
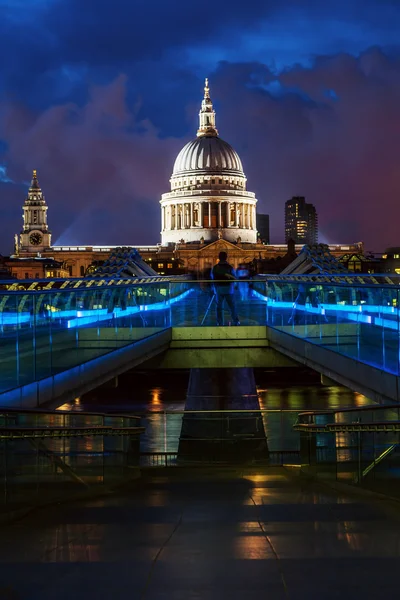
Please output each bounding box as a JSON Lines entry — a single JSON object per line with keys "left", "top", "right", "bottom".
{"left": 0, "top": 75, "right": 182, "bottom": 248}
{"left": 1, "top": 1, "right": 400, "bottom": 253}
{"left": 217, "top": 49, "right": 400, "bottom": 250}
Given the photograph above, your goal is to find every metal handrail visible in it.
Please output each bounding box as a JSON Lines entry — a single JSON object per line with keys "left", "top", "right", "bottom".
{"left": 294, "top": 421, "right": 400, "bottom": 433}
{"left": 1, "top": 274, "right": 400, "bottom": 293}
{"left": 362, "top": 444, "right": 398, "bottom": 478}
{"left": 297, "top": 405, "right": 400, "bottom": 418}
{"left": 0, "top": 426, "right": 145, "bottom": 440}
{"left": 0, "top": 407, "right": 141, "bottom": 420}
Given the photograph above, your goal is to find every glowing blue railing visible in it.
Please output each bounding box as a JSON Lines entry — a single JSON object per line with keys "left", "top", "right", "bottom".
{"left": 1, "top": 275, "right": 400, "bottom": 393}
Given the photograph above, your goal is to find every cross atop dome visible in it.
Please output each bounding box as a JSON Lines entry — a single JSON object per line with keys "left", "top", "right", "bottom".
{"left": 30, "top": 169, "right": 40, "bottom": 190}
{"left": 197, "top": 77, "right": 218, "bottom": 138}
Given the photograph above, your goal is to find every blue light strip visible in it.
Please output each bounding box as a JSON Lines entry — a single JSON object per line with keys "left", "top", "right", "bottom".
{"left": 251, "top": 290, "right": 397, "bottom": 328}
{"left": 0, "top": 287, "right": 399, "bottom": 331}
{"left": 65, "top": 289, "right": 193, "bottom": 328}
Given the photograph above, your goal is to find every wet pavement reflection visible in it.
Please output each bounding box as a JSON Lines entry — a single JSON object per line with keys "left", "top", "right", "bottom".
{"left": 1, "top": 467, "right": 400, "bottom": 599}
{"left": 56, "top": 374, "right": 375, "bottom": 457}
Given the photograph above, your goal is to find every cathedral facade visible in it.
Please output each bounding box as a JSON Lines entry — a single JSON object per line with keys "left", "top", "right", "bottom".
{"left": 160, "top": 79, "right": 257, "bottom": 245}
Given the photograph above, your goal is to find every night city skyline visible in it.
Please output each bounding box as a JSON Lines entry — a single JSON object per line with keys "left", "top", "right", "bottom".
{"left": 1, "top": 0, "right": 400, "bottom": 253}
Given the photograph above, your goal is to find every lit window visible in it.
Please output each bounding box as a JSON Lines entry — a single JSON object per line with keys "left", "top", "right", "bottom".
{"left": 167, "top": 263, "right": 173, "bottom": 268}
{"left": 394, "top": 254, "right": 400, "bottom": 259}
{"left": 158, "top": 263, "right": 164, "bottom": 268}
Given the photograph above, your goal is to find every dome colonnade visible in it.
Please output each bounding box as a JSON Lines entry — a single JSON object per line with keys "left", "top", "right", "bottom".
{"left": 160, "top": 79, "right": 258, "bottom": 245}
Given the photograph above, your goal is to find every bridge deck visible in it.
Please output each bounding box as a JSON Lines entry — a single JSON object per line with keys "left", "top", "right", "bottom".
{"left": 0, "top": 467, "right": 399, "bottom": 599}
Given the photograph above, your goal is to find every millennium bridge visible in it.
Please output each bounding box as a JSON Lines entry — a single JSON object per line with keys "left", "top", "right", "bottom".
{"left": 2, "top": 271, "right": 400, "bottom": 598}
{"left": 1, "top": 271, "right": 400, "bottom": 405}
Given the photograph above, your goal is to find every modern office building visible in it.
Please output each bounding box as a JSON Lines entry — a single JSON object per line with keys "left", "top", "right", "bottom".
{"left": 256, "top": 213, "right": 270, "bottom": 244}
{"left": 285, "top": 196, "right": 318, "bottom": 245}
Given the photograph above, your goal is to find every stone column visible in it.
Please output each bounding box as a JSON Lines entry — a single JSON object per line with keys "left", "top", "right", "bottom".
{"left": 199, "top": 202, "right": 203, "bottom": 227}
{"left": 218, "top": 202, "right": 222, "bottom": 228}
{"left": 190, "top": 202, "right": 194, "bottom": 227}
{"left": 235, "top": 203, "right": 238, "bottom": 227}
{"left": 178, "top": 368, "right": 269, "bottom": 463}
{"left": 226, "top": 202, "right": 230, "bottom": 227}
{"left": 208, "top": 202, "right": 211, "bottom": 228}
{"left": 161, "top": 206, "right": 165, "bottom": 231}
{"left": 174, "top": 204, "right": 178, "bottom": 229}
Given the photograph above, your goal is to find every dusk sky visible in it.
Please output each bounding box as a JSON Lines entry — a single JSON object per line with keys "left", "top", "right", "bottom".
{"left": 1, "top": 0, "right": 400, "bottom": 253}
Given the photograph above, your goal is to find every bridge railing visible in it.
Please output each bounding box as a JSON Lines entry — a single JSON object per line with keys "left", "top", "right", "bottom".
{"left": 136, "top": 407, "right": 308, "bottom": 466}
{"left": 0, "top": 407, "right": 143, "bottom": 518}
{"left": 1, "top": 275, "right": 400, "bottom": 393}
{"left": 0, "top": 279, "right": 190, "bottom": 393}
{"left": 168, "top": 277, "right": 400, "bottom": 374}
{"left": 294, "top": 404, "right": 400, "bottom": 485}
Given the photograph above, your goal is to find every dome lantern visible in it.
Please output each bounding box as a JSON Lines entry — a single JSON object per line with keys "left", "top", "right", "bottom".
{"left": 197, "top": 78, "right": 218, "bottom": 138}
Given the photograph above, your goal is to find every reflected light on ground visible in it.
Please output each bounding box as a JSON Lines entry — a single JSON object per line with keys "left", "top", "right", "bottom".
{"left": 243, "top": 474, "right": 287, "bottom": 483}
{"left": 150, "top": 387, "right": 162, "bottom": 406}
{"left": 233, "top": 536, "right": 273, "bottom": 559}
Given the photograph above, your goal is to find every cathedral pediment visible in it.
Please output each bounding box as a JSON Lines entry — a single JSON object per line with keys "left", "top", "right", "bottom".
{"left": 199, "top": 239, "right": 240, "bottom": 253}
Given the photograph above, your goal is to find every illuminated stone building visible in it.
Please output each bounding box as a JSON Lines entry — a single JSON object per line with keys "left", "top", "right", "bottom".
{"left": 19, "top": 170, "right": 52, "bottom": 252}
{"left": 10, "top": 82, "right": 363, "bottom": 279}
{"left": 161, "top": 79, "right": 257, "bottom": 245}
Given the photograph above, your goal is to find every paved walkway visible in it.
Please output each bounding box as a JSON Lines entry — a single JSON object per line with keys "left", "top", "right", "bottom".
{"left": 0, "top": 467, "right": 400, "bottom": 599}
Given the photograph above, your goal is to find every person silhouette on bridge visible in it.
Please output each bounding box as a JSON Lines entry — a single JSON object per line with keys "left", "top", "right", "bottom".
{"left": 211, "top": 251, "right": 240, "bottom": 326}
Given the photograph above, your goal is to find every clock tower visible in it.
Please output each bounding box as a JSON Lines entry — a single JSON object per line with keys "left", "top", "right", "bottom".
{"left": 18, "top": 170, "right": 51, "bottom": 253}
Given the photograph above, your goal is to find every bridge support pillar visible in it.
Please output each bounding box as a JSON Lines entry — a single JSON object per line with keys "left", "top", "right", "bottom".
{"left": 178, "top": 368, "right": 268, "bottom": 463}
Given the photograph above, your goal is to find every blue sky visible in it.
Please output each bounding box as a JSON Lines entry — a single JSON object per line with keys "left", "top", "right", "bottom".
{"left": 1, "top": 0, "right": 400, "bottom": 251}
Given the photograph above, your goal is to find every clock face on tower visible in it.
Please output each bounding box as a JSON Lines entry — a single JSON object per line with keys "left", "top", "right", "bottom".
{"left": 29, "top": 232, "right": 43, "bottom": 246}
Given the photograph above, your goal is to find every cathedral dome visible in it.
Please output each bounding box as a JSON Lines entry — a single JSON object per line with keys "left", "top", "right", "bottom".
{"left": 161, "top": 78, "right": 257, "bottom": 246}
{"left": 172, "top": 136, "right": 244, "bottom": 176}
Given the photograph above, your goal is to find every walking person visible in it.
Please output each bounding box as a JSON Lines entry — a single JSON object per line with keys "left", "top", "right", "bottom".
{"left": 211, "top": 251, "right": 240, "bottom": 326}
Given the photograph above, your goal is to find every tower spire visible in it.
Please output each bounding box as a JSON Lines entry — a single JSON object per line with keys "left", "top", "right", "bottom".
{"left": 19, "top": 169, "right": 51, "bottom": 251}
{"left": 197, "top": 77, "right": 218, "bottom": 137}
